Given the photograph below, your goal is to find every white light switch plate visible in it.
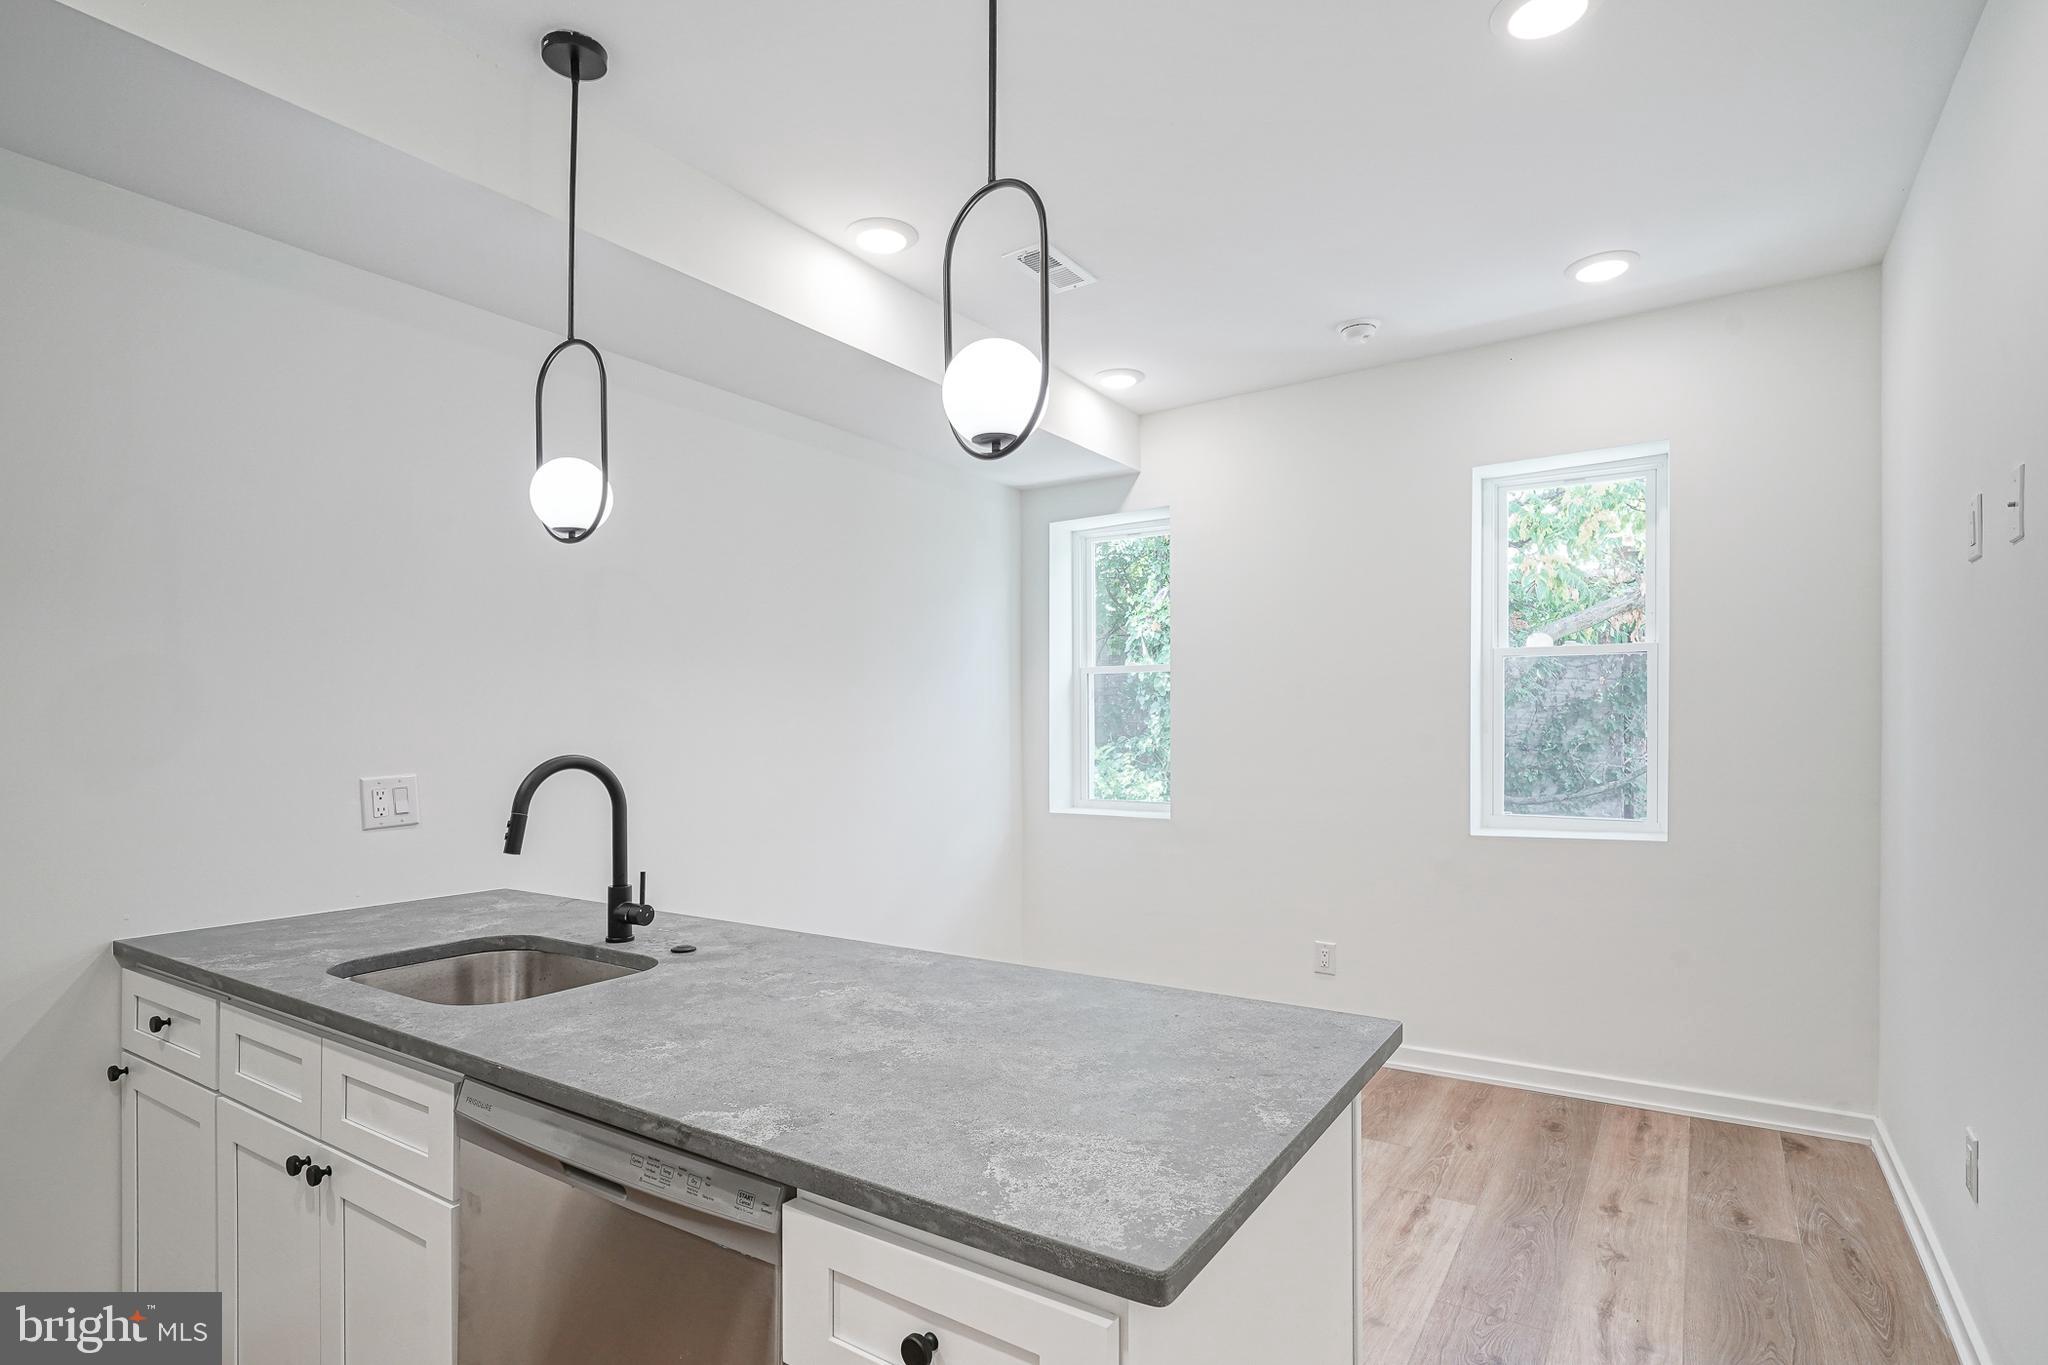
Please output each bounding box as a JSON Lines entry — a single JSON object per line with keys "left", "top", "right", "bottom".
{"left": 360, "top": 774, "right": 419, "bottom": 829}
{"left": 1967, "top": 492, "right": 1984, "bottom": 562}
{"left": 2008, "top": 463, "right": 2026, "bottom": 543}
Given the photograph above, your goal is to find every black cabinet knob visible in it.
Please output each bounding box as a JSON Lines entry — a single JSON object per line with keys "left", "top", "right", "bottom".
{"left": 285, "top": 1155, "right": 309, "bottom": 1177}
{"left": 304, "top": 1163, "right": 333, "bottom": 1188}
{"left": 107, "top": 1064, "right": 129, "bottom": 1083}
{"left": 147, "top": 1016, "right": 172, "bottom": 1034}
{"left": 900, "top": 1331, "right": 938, "bottom": 1365}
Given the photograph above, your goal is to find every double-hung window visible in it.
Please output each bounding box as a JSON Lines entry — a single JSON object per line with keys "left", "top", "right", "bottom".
{"left": 1049, "top": 510, "right": 1171, "bottom": 816}
{"left": 1473, "top": 445, "right": 1669, "bottom": 839}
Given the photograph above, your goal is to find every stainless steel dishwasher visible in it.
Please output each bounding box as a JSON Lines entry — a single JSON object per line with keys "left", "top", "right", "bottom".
{"left": 456, "top": 1082, "right": 786, "bottom": 1365}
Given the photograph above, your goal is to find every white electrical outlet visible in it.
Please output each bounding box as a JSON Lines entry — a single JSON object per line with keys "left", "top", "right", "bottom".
{"left": 2008, "top": 463, "right": 2026, "bottom": 544}
{"left": 1967, "top": 492, "right": 1985, "bottom": 562}
{"left": 360, "top": 774, "right": 420, "bottom": 830}
{"left": 1964, "top": 1128, "right": 1980, "bottom": 1203}
{"left": 1313, "top": 940, "right": 1337, "bottom": 976}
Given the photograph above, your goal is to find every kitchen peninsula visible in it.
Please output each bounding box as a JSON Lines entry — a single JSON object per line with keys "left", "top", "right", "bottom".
{"left": 113, "top": 890, "right": 1400, "bottom": 1363}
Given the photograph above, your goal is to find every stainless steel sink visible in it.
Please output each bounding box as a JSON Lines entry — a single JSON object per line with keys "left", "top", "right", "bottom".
{"left": 337, "top": 939, "right": 655, "bottom": 1005}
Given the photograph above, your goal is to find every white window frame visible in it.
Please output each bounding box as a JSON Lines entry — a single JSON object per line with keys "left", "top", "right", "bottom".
{"left": 1049, "top": 509, "right": 1172, "bottom": 818}
{"left": 1471, "top": 443, "right": 1670, "bottom": 841}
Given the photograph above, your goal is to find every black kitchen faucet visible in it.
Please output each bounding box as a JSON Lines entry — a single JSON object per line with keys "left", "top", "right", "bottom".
{"left": 502, "top": 754, "right": 655, "bottom": 943}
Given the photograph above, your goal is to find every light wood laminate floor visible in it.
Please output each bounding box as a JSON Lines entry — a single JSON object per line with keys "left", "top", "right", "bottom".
{"left": 1358, "top": 1070, "right": 1959, "bottom": 1365}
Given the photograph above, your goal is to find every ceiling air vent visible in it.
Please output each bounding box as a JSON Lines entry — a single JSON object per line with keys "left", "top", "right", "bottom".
{"left": 1005, "top": 244, "right": 1097, "bottom": 293}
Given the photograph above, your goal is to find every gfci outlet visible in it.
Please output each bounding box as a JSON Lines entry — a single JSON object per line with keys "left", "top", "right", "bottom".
{"left": 1313, "top": 941, "right": 1337, "bottom": 976}
{"left": 1964, "top": 1128, "right": 1980, "bottom": 1204}
{"left": 360, "top": 774, "right": 420, "bottom": 830}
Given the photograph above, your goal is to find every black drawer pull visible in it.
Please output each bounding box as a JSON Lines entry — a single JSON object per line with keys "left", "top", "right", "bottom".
{"left": 303, "top": 1163, "right": 333, "bottom": 1188}
{"left": 285, "top": 1155, "right": 310, "bottom": 1177}
{"left": 147, "top": 1015, "right": 173, "bottom": 1034}
{"left": 107, "top": 1064, "right": 129, "bottom": 1082}
{"left": 901, "top": 1331, "right": 939, "bottom": 1365}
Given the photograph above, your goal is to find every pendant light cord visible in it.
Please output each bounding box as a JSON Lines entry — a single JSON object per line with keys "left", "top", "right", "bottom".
{"left": 533, "top": 32, "right": 611, "bottom": 543}
{"left": 567, "top": 55, "right": 581, "bottom": 340}
{"left": 986, "top": 0, "right": 998, "bottom": 184}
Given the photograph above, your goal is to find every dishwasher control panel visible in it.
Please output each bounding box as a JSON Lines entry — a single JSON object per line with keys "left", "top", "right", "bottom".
{"left": 459, "top": 1081, "right": 786, "bottom": 1232}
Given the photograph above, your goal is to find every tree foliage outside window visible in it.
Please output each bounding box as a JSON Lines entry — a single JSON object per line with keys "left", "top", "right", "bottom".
{"left": 1506, "top": 478, "right": 1647, "bottom": 647}
{"left": 1088, "top": 533, "right": 1171, "bottom": 803}
{"left": 1493, "top": 471, "right": 1658, "bottom": 825}
{"left": 1503, "top": 654, "right": 1649, "bottom": 817}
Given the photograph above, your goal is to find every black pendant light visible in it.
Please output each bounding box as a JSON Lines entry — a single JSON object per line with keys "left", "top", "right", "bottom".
{"left": 939, "top": 0, "right": 1051, "bottom": 461}
{"left": 529, "top": 31, "right": 614, "bottom": 542}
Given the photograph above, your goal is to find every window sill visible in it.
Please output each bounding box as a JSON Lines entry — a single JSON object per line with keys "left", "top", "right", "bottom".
{"left": 1470, "top": 824, "right": 1667, "bottom": 843}
{"left": 1050, "top": 805, "right": 1171, "bottom": 821}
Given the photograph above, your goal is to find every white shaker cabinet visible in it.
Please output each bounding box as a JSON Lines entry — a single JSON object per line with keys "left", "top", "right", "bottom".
{"left": 118, "top": 972, "right": 459, "bottom": 1365}
{"left": 215, "top": 1097, "right": 456, "bottom": 1365}
{"left": 118, "top": 1054, "right": 217, "bottom": 1292}
{"left": 318, "top": 1143, "right": 455, "bottom": 1365}
{"left": 784, "top": 1200, "right": 1119, "bottom": 1365}
{"left": 217, "top": 1099, "right": 323, "bottom": 1365}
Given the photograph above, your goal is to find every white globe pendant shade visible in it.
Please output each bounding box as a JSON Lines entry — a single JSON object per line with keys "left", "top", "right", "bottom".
{"left": 942, "top": 337, "right": 1042, "bottom": 453}
{"left": 528, "top": 457, "right": 613, "bottom": 537}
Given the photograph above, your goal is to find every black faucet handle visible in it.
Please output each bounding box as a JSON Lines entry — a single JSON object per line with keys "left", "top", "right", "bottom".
{"left": 613, "top": 870, "right": 653, "bottom": 929}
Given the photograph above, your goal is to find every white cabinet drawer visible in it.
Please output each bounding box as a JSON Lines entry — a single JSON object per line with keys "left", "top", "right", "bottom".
{"left": 783, "top": 1200, "right": 1120, "bottom": 1365}
{"left": 120, "top": 969, "right": 218, "bottom": 1088}
{"left": 218, "top": 1003, "right": 323, "bottom": 1134}
{"left": 320, "top": 1039, "right": 456, "bottom": 1199}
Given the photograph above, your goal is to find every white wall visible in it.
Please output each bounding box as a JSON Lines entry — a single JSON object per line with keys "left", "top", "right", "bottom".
{"left": 1021, "top": 270, "right": 1883, "bottom": 1118}
{"left": 1880, "top": 0, "right": 2045, "bottom": 1357}
{"left": 0, "top": 149, "right": 1023, "bottom": 1289}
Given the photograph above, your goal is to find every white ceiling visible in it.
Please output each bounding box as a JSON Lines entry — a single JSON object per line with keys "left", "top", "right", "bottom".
{"left": 8, "top": 0, "right": 1138, "bottom": 485}
{"left": 390, "top": 0, "right": 1985, "bottom": 414}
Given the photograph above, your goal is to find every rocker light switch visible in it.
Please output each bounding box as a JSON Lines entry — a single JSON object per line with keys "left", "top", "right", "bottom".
{"left": 2008, "top": 463, "right": 2026, "bottom": 544}
{"left": 361, "top": 774, "right": 420, "bottom": 830}
{"left": 1967, "top": 493, "right": 1984, "bottom": 563}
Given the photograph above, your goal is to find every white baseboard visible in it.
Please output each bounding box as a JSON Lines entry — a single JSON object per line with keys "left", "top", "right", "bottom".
{"left": 1383, "top": 1046, "right": 1990, "bottom": 1365}
{"left": 1873, "top": 1120, "right": 1991, "bottom": 1365}
{"left": 1387, "top": 1045, "right": 1875, "bottom": 1142}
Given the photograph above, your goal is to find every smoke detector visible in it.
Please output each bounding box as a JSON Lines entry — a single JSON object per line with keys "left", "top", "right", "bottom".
{"left": 1006, "top": 244, "right": 1097, "bottom": 293}
{"left": 1336, "top": 318, "right": 1382, "bottom": 344}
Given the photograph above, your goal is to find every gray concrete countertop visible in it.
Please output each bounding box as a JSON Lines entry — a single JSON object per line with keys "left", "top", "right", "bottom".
{"left": 114, "top": 890, "right": 1400, "bottom": 1306}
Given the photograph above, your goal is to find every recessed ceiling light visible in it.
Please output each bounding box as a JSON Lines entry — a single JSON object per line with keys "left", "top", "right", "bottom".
{"left": 1566, "top": 250, "right": 1639, "bottom": 284}
{"left": 1096, "top": 368, "right": 1145, "bottom": 391}
{"left": 848, "top": 218, "right": 918, "bottom": 255}
{"left": 1492, "top": 0, "right": 1595, "bottom": 41}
